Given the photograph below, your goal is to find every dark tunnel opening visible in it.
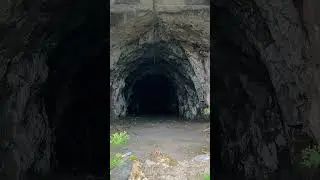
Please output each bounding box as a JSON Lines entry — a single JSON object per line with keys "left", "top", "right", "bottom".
{"left": 127, "top": 73, "right": 179, "bottom": 116}
{"left": 111, "top": 39, "right": 204, "bottom": 120}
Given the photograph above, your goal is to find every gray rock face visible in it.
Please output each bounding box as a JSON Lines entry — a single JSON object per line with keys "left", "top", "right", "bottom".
{"left": 0, "top": 0, "right": 109, "bottom": 179}
{"left": 0, "top": 0, "right": 319, "bottom": 180}
{"left": 212, "top": 0, "right": 320, "bottom": 179}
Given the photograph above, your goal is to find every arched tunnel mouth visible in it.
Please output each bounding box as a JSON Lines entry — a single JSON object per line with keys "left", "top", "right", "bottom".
{"left": 111, "top": 41, "right": 203, "bottom": 120}
{"left": 126, "top": 73, "right": 179, "bottom": 117}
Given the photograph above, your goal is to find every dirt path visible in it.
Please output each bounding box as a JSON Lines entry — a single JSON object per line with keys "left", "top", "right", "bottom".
{"left": 112, "top": 117, "right": 210, "bottom": 161}
{"left": 111, "top": 116, "right": 211, "bottom": 180}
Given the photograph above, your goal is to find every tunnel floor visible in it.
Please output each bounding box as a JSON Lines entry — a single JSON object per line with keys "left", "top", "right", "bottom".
{"left": 110, "top": 117, "right": 210, "bottom": 179}
{"left": 110, "top": 117, "right": 210, "bottom": 160}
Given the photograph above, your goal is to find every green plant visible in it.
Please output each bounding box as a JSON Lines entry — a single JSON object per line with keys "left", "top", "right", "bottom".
{"left": 203, "top": 106, "right": 210, "bottom": 115}
{"left": 110, "top": 131, "right": 129, "bottom": 145}
{"left": 201, "top": 173, "right": 210, "bottom": 180}
{"left": 110, "top": 152, "right": 124, "bottom": 169}
{"left": 301, "top": 145, "right": 320, "bottom": 168}
{"left": 110, "top": 131, "right": 130, "bottom": 171}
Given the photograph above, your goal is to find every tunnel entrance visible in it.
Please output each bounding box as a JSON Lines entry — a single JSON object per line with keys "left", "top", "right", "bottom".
{"left": 112, "top": 41, "right": 203, "bottom": 120}
{"left": 127, "top": 73, "right": 179, "bottom": 116}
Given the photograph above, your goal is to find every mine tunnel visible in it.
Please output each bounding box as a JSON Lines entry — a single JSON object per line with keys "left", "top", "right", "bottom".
{"left": 110, "top": 40, "right": 206, "bottom": 120}
{"left": 121, "top": 44, "right": 194, "bottom": 118}
{"left": 1, "top": 0, "right": 320, "bottom": 180}
{"left": 125, "top": 70, "right": 179, "bottom": 116}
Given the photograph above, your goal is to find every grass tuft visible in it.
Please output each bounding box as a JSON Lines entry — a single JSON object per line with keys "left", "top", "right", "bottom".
{"left": 110, "top": 131, "right": 130, "bottom": 170}
{"left": 110, "top": 131, "right": 129, "bottom": 145}
{"left": 110, "top": 152, "right": 124, "bottom": 169}
{"left": 203, "top": 106, "right": 210, "bottom": 115}
{"left": 301, "top": 145, "right": 320, "bottom": 168}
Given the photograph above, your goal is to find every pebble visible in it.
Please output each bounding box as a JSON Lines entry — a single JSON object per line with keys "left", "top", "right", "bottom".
{"left": 122, "top": 152, "right": 132, "bottom": 158}
{"left": 193, "top": 154, "right": 210, "bottom": 162}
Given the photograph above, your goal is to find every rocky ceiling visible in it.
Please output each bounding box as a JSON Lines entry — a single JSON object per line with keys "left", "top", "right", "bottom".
{"left": 0, "top": 0, "right": 319, "bottom": 179}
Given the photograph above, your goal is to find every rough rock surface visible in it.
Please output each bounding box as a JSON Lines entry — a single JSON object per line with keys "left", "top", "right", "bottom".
{"left": 212, "top": 0, "right": 320, "bottom": 179}
{"left": 0, "top": 0, "right": 319, "bottom": 180}
{"left": 0, "top": 0, "right": 109, "bottom": 179}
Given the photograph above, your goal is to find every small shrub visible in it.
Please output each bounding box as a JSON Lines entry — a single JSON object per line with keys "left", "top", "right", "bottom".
{"left": 301, "top": 145, "right": 320, "bottom": 168}
{"left": 110, "top": 131, "right": 130, "bottom": 171}
{"left": 203, "top": 106, "right": 210, "bottom": 115}
{"left": 110, "top": 131, "right": 129, "bottom": 145}
{"left": 110, "top": 152, "right": 124, "bottom": 169}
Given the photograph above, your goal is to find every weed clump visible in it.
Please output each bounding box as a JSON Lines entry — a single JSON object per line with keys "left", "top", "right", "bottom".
{"left": 110, "top": 153, "right": 124, "bottom": 169}
{"left": 110, "top": 131, "right": 129, "bottom": 145}
{"left": 110, "top": 131, "right": 129, "bottom": 170}
{"left": 301, "top": 145, "right": 320, "bottom": 168}
{"left": 203, "top": 106, "right": 210, "bottom": 115}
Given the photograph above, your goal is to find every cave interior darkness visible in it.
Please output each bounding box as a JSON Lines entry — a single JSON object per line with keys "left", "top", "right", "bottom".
{"left": 124, "top": 60, "right": 179, "bottom": 117}
{"left": 126, "top": 73, "right": 179, "bottom": 116}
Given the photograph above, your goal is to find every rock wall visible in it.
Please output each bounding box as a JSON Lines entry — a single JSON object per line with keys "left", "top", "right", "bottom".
{"left": 0, "top": 3, "right": 54, "bottom": 177}
{"left": 212, "top": 0, "right": 320, "bottom": 178}
{"left": 302, "top": 0, "right": 320, "bottom": 145}
{"left": 0, "top": 0, "right": 108, "bottom": 179}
